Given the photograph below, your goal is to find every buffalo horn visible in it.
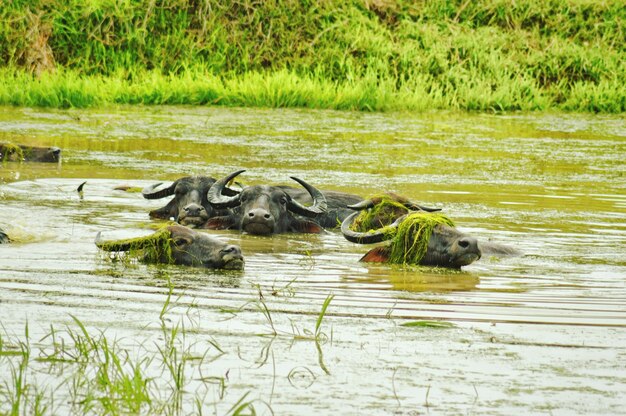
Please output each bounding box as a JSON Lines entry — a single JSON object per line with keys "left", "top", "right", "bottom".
{"left": 404, "top": 202, "right": 441, "bottom": 212}
{"left": 207, "top": 170, "right": 245, "bottom": 208}
{"left": 286, "top": 176, "right": 328, "bottom": 218}
{"left": 95, "top": 232, "right": 131, "bottom": 251}
{"left": 347, "top": 199, "right": 376, "bottom": 211}
{"left": 341, "top": 212, "right": 406, "bottom": 244}
{"left": 347, "top": 198, "right": 441, "bottom": 213}
{"left": 142, "top": 182, "right": 176, "bottom": 200}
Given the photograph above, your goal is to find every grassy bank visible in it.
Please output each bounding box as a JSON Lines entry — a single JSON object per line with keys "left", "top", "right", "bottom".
{"left": 0, "top": 0, "right": 624, "bottom": 112}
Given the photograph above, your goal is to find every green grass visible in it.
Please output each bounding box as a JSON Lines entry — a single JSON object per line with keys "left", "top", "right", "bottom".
{"left": 0, "top": 289, "right": 339, "bottom": 415}
{"left": 0, "top": 313, "right": 265, "bottom": 415}
{"left": 0, "top": 0, "right": 624, "bottom": 112}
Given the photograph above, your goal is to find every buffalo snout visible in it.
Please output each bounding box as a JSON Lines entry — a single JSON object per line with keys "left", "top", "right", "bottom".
{"left": 247, "top": 208, "right": 272, "bottom": 220}
{"left": 219, "top": 245, "right": 244, "bottom": 269}
{"left": 450, "top": 235, "right": 481, "bottom": 267}
{"left": 178, "top": 203, "right": 210, "bottom": 227}
{"left": 242, "top": 208, "right": 275, "bottom": 235}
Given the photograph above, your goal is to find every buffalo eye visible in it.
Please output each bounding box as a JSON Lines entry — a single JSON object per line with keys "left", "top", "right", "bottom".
{"left": 280, "top": 196, "right": 288, "bottom": 205}
{"left": 173, "top": 236, "right": 192, "bottom": 247}
{"left": 175, "top": 185, "right": 187, "bottom": 196}
{"left": 220, "top": 247, "right": 236, "bottom": 254}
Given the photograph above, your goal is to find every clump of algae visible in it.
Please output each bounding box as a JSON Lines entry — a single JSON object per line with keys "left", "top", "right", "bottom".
{"left": 1, "top": 143, "right": 24, "bottom": 161}
{"left": 98, "top": 227, "right": 175, "bottom": 264}
{"left": 388, "top": 212, "right": 455, "bottom": 264}
{"left": 350, "top": 197, "right": 455, "bottom": 265}
{"left": 349, "top": 194, "right": 410, "bottom": 232}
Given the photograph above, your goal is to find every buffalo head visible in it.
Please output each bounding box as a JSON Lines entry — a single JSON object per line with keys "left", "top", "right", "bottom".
{"left": 205, "top": 170, "right": 328, "bottom": 235}
{"left": 142, "top": 176, "right": 237, "bottom": 227}
{"left": 96, "top": 225, "right": 244, "bottom": 269}
{"left": 284, "top": 190, "right": 441, "bottom": 229}
{"left": 341, "top": 210, "right": 481, "bottom": 269}
{"left": 345, "top": 193, "right": 441, "bottom": 230}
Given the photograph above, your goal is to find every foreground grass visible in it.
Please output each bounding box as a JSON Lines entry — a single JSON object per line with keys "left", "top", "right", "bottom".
{"left": 0, "top": 290, "right": 263, "bottom": 415}
{"left": 0, "top": 0, "right": 624, "bottom": 112}
{"left": 0, "top": 286, "right": 336, "bottom": 415}
{"left": 0, "top": 316, "right": 260, "bottom": 415}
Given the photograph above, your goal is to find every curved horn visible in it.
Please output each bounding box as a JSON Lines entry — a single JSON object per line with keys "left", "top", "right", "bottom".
{"left": 347, "top": 199, "right": 375, "bottom": 211}
{"left": 341, "top": 212, "right": 406, "bottom": 244}
{"left": 403, "top": 201, "right": 441, "bottom": 212}
{"left": 286, "top": 176, "right": 327, "bottom": 218}
{"left": 95, "top": 231, "right": 132, "bottom": 251}
{"left": 208, "top": 170, "right": 245, "bottom": 209}
{"left": 142, "top": 182, "right": 175, "bottom": 200}
{"left": 347, "top": 198, "right": 441, "bottom": 213}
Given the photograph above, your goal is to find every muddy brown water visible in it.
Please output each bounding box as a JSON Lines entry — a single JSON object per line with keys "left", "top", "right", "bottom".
{"left": 1, "top": 106, "right": 625, "bottom": 414}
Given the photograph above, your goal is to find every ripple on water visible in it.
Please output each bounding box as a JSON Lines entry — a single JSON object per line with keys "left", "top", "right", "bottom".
{"left": 1, "top": 108, "right": 625, "bottom": 414}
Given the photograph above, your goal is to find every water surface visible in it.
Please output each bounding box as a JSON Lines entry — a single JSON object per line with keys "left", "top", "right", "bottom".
{"left": 1, "top": 106, "right": 625, "bottom": 414}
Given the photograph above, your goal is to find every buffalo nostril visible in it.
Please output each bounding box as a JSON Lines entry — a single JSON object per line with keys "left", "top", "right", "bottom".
{"left": 458, "top": 239, "right": 470, "bottom": 248}
{"left": 184, "top": 207, "right": 190, "bottom": 212}
{"left": 248, "top": 212, "right": 255, "bottom": 217}
{"left": 264, "top": 213, "right": 271, "bottom": 219}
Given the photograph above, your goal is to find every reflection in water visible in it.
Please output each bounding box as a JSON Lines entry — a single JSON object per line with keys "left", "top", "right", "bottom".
{"left": 0, "top": 107, "right": 625, "bottom": 414}
{"left": 362, "top": 265, "right": 481, "bottom": 293}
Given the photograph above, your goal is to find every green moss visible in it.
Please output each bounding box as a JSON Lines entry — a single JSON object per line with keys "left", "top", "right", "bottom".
{"left": 98, "top": 227, "right": 174, "bottom": 264}
{"left": 388, "top": 212, "right": 455, "bottom": 265}
{"left": 0, "top": 142, "right": 24, "bottom": 161}
{"left": 350, "top": 194, "right": 410, "bottom": 232}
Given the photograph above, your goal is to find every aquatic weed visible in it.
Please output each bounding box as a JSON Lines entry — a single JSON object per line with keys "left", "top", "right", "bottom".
{"left": 0, "top": 142, "right": 24, "bottom": 162}
{"left": 388, "top": 212, "right": 455, "bottom": 265}
{"left": 97, "top": 227, "right": 174, "bottom": 265}
{"left": 349, "top": 194, "right": 410, "bottom": 232}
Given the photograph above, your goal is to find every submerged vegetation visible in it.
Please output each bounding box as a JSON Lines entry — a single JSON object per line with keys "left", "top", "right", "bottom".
{"left": 0, "top": 0, "right": 623, "bottom": 112}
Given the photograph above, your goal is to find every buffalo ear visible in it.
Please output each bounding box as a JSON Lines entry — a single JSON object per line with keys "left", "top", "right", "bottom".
{"left": 359, "top": 246, "right": 391, "bottom": 263}
{"left": 290, "top": 219, "right": 323, "bottom": 234}
{"left": 202, "top": 216, "right": 235, "bottom": 230}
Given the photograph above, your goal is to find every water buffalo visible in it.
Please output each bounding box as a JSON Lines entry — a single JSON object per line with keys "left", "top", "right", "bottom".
{"left": 284, "top": 189, "right": 441, "bottom": 229}
{"left": 346, "top": 195, "right": 521, "bottom": 259}
{"left": 204, "top": 170, "right": 327, "bottom": 235}
{"left": 141, "top": 176, "right": 238, "bottom": 227}
{"left": 0, "top": 143, "right": 61, "bottom": 163}
{"left": 0, "top": 228, "right": 9, "bottom": 244}
{"left": 342, "top": 212, "right": 482, "bottom": 268}
{"left": 96, "top": 224, "right": 244, "bottom": 269}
